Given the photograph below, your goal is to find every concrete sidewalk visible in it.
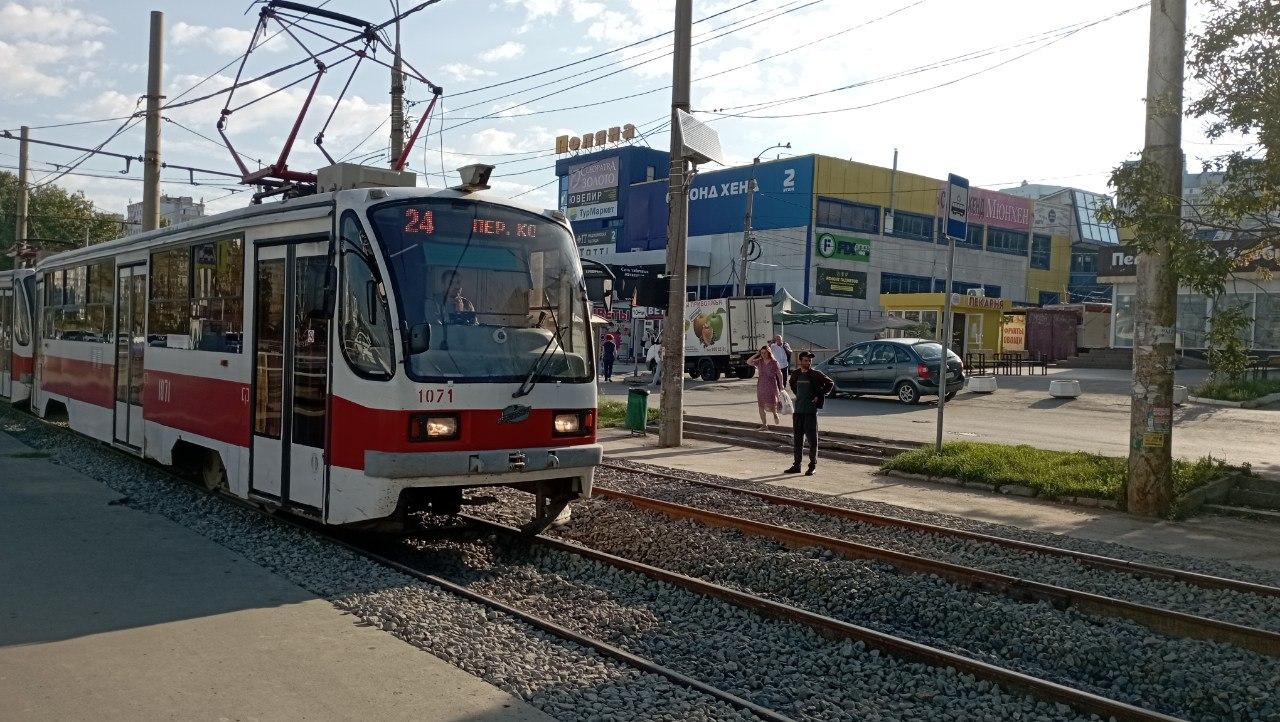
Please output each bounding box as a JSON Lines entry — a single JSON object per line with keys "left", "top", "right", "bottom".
{"left": 601, "top": 366, "right": 1280, "bottom": 479}
{"left": 600, "top": 429, "right": 1280, "bottom": 574}
{"left": 0, "top": 432, "right": 549, "bottom": 722}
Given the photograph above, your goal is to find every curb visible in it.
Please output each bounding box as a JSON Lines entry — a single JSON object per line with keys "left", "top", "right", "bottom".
{"left": 878, "top": 469, "right": 1118, "bottom": 510}
{"left": 1188, "top": 391, "right": 1280, "bottom": 409}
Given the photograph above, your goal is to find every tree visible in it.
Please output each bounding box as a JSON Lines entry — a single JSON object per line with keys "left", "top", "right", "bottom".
{"left": 1103, "top": 0, "right": 1278, "bottom": 384}
{"left": 0, "top": 171, "right": 126, "bottom": 269}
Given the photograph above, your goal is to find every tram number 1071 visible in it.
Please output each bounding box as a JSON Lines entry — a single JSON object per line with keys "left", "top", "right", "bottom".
{"left": 418, "top": 388, "right": 456, "bottom": 404}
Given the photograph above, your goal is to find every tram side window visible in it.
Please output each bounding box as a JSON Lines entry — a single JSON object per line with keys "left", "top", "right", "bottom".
{"left": 42, "top": 265, "right": 111, "bottom": 342}
{"left": 190, "top": 238, "right": 244, "bottom": 352}
{"left": 149, "top": 247, "right": 191, "bottom": 347}
{"left": 339, "top": 213, "right": 393, "bottom": 379}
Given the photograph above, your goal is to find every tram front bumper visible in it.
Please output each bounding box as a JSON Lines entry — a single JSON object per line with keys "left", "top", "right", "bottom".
{"left": 364, "top": 444, "right": 603, "bottom": 481}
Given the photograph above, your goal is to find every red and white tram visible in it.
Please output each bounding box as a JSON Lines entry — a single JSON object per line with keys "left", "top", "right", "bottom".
{"left": 0, "top": 268, "right": 36, "bottom": 405}
{"left": 17, "top": 181, "right": 600, "bottom": 530}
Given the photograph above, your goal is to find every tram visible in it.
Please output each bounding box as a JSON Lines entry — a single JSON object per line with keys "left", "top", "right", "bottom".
{"left": 6, "top": 171, "right": 601, "bottom": 531}
{"left": 0, "top": 268, "right": 36, "bottom": 405}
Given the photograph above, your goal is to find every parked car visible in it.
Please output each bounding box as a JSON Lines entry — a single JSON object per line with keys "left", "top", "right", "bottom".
{"left": 815, "top": 338, "right": 965, "bottom": 404}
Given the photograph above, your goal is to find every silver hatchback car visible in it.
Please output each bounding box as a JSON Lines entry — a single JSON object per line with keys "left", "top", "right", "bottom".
{"left": 816, "top": 338, "right": 965, "bottom": 404}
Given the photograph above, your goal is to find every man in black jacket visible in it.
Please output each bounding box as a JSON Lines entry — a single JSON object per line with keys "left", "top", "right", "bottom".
{"left": 786, "top": 351, "right": 835, "bottom": 475}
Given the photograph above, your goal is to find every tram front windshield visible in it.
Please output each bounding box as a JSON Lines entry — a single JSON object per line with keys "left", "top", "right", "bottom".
{"left": 368, "top": 199, "right": 592, "bottom": 383}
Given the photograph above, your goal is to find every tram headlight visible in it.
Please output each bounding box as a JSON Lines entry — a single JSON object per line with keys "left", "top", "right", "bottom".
{"left": 409, "top": 413, "right": 459, "bottom": 441}
{"left": 553, "top": 412, "right": 582, "bottom": 435}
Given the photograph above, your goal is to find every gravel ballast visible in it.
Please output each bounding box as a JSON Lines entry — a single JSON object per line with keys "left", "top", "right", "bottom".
{"left": 597, "top": 465, "right": 1280, "bottom": 634}
{"left": 0, "top": 411, "right": 756, "bottom": 722}
{"left": 542, "top": 492, "right": 1280, "bottom": 721}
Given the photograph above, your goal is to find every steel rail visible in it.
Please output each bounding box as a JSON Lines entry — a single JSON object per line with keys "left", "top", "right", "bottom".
{"left": 465, "top": 515, "right": 1184, "bottom": 722}
{"left": 591, "top": 485, "right": 1280, "bottom": 658}
{"left": 600, "top": 460, "right": 1280, "bottom": 599}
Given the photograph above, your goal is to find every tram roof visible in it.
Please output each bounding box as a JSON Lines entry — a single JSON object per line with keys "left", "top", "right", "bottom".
{"left": 38, "top": 186, "right": 564, "bottom": 270}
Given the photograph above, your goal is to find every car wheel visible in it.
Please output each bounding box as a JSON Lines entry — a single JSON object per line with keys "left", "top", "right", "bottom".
{"left": 944, "top": 390, "right": 958, "bottom": 402}
{"left": 895, "top": 381, "right": 920, "bottom": 405}
{"left": 698, "top": 358, "right": 721, "bottom": 382}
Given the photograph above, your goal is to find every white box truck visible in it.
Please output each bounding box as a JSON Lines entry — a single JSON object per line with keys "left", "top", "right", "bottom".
{"left": 682, "top": 296, "right": 774, "bottom": 381}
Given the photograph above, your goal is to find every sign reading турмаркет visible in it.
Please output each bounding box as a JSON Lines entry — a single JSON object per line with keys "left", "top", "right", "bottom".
{"left": 566, "top": 156, "right": 620, "bottom": 221}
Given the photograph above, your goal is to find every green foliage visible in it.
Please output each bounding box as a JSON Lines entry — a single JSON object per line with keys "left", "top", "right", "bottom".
{"left": 597, "top": 399, "right": 658, "bottom": 428}
{"left": 0, "top": 170, "right": 125, "bottom": 269}
{"left": 1204, "top": 302, "right": 1252, "bottom": 382}
{"left": 1192, "top": 376, "right": 1280, "bottom": 402}
{"left": 882, "top": 441, "right": 1244, "bottom": 502}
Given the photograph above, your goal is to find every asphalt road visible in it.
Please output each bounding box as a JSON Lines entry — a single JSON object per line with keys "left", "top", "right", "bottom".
{"left": 601, "top": 367, "right": 1280, "bottom": 478}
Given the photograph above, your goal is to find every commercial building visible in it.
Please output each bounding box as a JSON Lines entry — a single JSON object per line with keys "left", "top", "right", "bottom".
{"left": 125, "top": 195, "right": 205, "bottom": 234}
{"left": 556, "top": 146, "right": 1071, "bottom": 352}
{"left": 1000, "top": 183, "right": 1120, "bottom": 303}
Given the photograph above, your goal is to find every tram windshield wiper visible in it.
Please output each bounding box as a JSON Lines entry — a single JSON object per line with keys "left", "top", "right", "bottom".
{"left": 512, "top": 321, "right": 568, "bottom": 398}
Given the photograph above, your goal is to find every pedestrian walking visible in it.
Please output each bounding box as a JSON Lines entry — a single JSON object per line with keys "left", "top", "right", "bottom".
{"left": 747, "top": 345, "right": 784, "bottom": 430}
{"left": 786, "top": 351, "right": 834, "bottom": 476}
{"left": 650, "top": 345, "right": 662, "bottom": 387}
{"left": 769, "top": 334, "right": 793, "bottom": 385}
{"left": 601, "top": 334, "right": 617, "bottom": 382}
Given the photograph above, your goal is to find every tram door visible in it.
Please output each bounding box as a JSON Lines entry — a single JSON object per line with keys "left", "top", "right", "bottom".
{"left": 250, "top": 240, "right": 330, "bottom": 513}
{"left": 113, "top": 265, "right": 146, "bottom": 448}
{"left": 0, "top": 287, "right": 12, "bottom": 398}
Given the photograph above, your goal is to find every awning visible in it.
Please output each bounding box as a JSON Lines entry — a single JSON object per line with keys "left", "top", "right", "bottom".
{"left": 771, "top": 288, "right": 837, "bottom": 326}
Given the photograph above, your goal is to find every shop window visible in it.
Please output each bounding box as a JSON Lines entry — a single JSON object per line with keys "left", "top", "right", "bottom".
{"left": 987, "top": 227, "right": 1029, "bottom": 256}
{"left": 886, "top": 209, "right": 934, "bottom": 242}
{"left": 1255, "top": 293, "right": 1280, "bottom": 350}
{"left": 1176, "top": 294, "right": 1209, "bottom": 349}
{"left": 1114, "top": 294, "right": 1134, "bottom": 347}
{"left": 1030, "top": 234, "right": 1052, "bottom": 270}
{"left": 879, "top": 272, "right": 931, "bottom": 295}
{"left": 817, "top": 197, "right": 879, "bottom": 234}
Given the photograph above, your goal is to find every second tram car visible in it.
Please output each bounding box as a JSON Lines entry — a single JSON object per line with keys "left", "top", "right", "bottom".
{"left": 21, "top": 181, "right": 600, "bottom": 530}
{"left": 0, "top": 268, "right": 36, "bottom": 405}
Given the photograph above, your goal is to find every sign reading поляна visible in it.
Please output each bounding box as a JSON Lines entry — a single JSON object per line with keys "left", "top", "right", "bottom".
{"left": 815, "top": 231, "right": 871, "bottom": 262}
{"left": 556, "top": 124, "right": 637, "bottom": 154}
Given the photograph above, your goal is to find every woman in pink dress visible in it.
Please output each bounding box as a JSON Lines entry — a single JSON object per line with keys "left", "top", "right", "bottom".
{"left": 747, "top": 345, "right": 784, "bottom": 430}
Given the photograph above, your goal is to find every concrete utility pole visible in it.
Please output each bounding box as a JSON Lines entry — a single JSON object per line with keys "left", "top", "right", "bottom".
{"left": 141, "top": 10, "right": 164, "bottom": 232}
{"left": 1128, "top": 0, "right": 1185, "bottom": 517}
{"left": 738, "top": 165, "right": 756, "bottom": 296}
{"left": 658, "top": 0, "right": 692, "bottom": 448}
{"left": 13, "top": 125, "right": 29, "bottom": 265}
{"left": 389, "top": 13, "right": 405, "bottom": 164}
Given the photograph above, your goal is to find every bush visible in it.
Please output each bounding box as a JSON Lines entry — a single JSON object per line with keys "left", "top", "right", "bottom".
{"left": 1192, "top": 377, "right": 1280, "bottom": 402}
{"left": 597, "top": 399, "right": 658, "bottom": 429}
{"left": 881, "top": 441, "right": 1244, "bottom": 502}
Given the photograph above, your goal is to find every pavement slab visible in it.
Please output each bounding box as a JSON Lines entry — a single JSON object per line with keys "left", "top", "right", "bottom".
{"left": 0, "top": 433, "right": 550, "bottom": 722}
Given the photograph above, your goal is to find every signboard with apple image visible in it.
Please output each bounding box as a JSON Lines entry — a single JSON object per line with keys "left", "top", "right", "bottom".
{"left": 683, "top": 298, "right": 729, "bottom": 356}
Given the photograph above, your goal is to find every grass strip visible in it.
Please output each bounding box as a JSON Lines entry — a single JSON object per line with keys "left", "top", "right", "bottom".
{"left": 1192, "top": 377, "right": 1280, "bottom": 402}
{"left": 598, "top": 399, "right": 659, "bottom": 429}
{"left": 881, "top": 441, "right": 1245, "bottom": 502}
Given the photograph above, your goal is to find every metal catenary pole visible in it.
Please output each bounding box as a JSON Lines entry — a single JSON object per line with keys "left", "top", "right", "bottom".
{"left": 141, "top": 10, "right": 164, "bottom": 232}
{"left": 934, "top": 232, "right": 957, "bottom": 453}
{"left": 14, "top": 125, "right": 29, "bottom": 265}
{"left": 1128, "top": 0, "right": 1185, "bottom": 517}
{"left": 658, "top": 0, "right": 693, "bottom": 448}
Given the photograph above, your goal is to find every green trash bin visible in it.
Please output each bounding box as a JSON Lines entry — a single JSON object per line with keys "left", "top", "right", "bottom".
{"left": 625, "top": 388, "right": 650, "bottom": 435}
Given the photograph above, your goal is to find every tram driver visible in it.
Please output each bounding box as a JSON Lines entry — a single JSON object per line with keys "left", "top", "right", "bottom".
{"left": 436, "top": 269, "right": 476, "bottom": 324}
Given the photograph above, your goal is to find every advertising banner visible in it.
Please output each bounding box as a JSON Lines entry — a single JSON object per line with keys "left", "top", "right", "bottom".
{"left": 575, "top": 228, "right": 619, "bottom": 247}
{"left": 815, "top": 267, "right": 868, "bottom": 299}
{"left": 686, "top": 156, "right": 815, "bottom": 235}
{"left": 1002, "top": 314, "right": 1026, "bottom": 352}
{"left": 937, "top": 185, "right": 1031, "bottom": 230}
{"left": 1032, "top": 201, "right": 1073, "bottom": 234}
{"left": 1099, "top": 239, "right": 1280, "bottom": 277}
{"left": 814, "top": 230, "right": 871, "bottom": 262}
{"left": 684, "top": 298, "right": 730, "bottom": 355}
{"left": 567, "top": 156, "right": 620, "bottom": 221}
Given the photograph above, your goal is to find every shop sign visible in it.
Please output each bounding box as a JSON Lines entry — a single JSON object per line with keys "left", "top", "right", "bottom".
{"left": 815, "top": 231, "right": 871, "bottom": 262}
{"left": 566, "top": 156, "right": 620, "bottom": 221}
{"left": 815, "top": 267, "right": 867, "bottom": 299}
{"left": 578, "top": 243, "right": 613, "bottom": 259}
{"left": 556, "top": 124, "right": 637, "bottom": 154}
{"left": 1100, "top": 240, "right": 1280, "bottom": 277}
{"left": 937, "top": 186, "right": 1031, "bottom": 230}
{"left": 1033, "top": 201, "right": 1073, "bottom": 233}
{"left": 951, "top": 293, "right": 1008, "bottom": 310}
{"left": 575, "top": 228, "right": 618, "bottom": 248}
{"left": 1002, "top": 315, "right": 1026, "bottom": 352}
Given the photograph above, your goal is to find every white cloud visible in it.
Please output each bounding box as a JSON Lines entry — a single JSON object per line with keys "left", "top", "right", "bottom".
{"left": 480, "top": 41, "right": 526, "bottom": 62}
{"left": 0, "top": 39, "right": 105, "bottom": 97}
{"left": 0, "top": 2, "right": 110, "bottom": 40}
{"left": 440, "top": 62, "right": 496, "bottom": 82}
{"left": 171, "top": 22, "right": 284, "bottom": 57}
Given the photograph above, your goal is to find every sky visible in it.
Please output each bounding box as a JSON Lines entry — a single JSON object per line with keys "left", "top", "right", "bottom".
{"left": 0, "top": 0, "right": 1253, "bottom": 224}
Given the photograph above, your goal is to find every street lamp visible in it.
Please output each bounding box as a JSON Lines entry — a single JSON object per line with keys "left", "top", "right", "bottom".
{"left": 737, "top": 142, "right": 791, "bottom": 296}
